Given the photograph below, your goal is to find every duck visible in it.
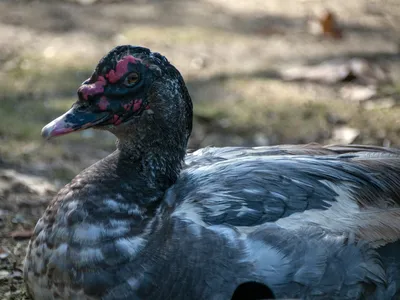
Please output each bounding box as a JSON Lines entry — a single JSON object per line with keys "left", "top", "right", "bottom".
{"left": 24, "top": 45, "right": 400, "bottom": 300}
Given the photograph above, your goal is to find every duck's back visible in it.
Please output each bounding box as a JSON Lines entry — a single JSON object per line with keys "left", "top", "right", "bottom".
{"left": 160, "top": 144, "right": 400, "bottom": 298}
{"left": 178, "top": 144, "right": 400, "bottom": 242}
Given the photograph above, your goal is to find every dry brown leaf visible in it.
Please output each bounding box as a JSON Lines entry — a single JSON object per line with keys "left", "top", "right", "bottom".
{"left": 9, "top": 229, "right": 33, "bottom": 240}
{"left": 319, "top": 10, "right": 343, "bottom": 39}
{"left": 308, "top": 9, "right": 343, "bottom": 39}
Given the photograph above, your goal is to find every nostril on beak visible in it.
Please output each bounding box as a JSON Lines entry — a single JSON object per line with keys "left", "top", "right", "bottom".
{"left": 76, "top": 76, "right": 107, "bottom": 102}
{"left": 77, "top": 87, "right": 85, "bottom": 101}
{"left": 77, "top": 84, "right": 93, "bottom": 102}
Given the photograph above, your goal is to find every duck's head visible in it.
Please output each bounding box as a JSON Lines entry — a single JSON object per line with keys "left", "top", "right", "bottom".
{"left": 42, "top": 45, "right": 193, "bottom": 155}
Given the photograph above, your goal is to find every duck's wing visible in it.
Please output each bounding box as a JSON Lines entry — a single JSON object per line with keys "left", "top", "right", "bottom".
{"left": 242, "top": 224, "right": 394, "bottom": 299}
{"left": 172, "top": 145, "right": 400, "bottom": 246}
{"left": 185, "top": 143, "right": 400, "bottom": 166}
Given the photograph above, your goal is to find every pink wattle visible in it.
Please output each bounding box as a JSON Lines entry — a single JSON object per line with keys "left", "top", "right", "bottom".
{"left": 98, "top": 97, "right": 109, "bottom": 111}
{"left": 106, "top": 56, "right": 140, "bottom": 83}
{"left": 78, "top": 76, "right": 107, "bottom": 101}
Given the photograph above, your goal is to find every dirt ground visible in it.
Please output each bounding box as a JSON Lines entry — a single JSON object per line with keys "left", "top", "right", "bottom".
{"left": 0, "top": 0, "right": 399, "bottom": 298}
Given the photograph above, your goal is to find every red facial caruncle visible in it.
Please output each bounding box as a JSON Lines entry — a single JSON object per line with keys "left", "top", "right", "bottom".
{"left": 106, "top": 99, "right": 144, "bottom": 126}
{"left": 78, "top": 76, "right": 107, "bottom": 101}
{"left": 106, "top": 56, "right": 141, "bottom": 84}
{"left": 98, "top": 97, "right": 109, "bottom": 111}
{"left": 123, "top": 99, "right": 143, "bottom": 112}
{"left": 112, "top": 115, "right": 122, "bottom": 126}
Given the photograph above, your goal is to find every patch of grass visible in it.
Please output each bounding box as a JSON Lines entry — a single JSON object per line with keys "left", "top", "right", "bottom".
{"left": 351, "top": 106, "right": 400, "bottom": 145}
{"left": 195, "top": 96, "right": 339, "bottom": 144}
{"left": 0, "top": 94, "right": 74, "bottom": 140}
{"left": 193, "top": 77, "right": 400, "bottom": 146}
{"left": 0, "top": 52, "right": 94, "bottom": 137}
{"left": 1, "top": 54, "right": 93, "bottom": 96}
{"left": 0, "top": 53, "right": 115, "bottom": 168}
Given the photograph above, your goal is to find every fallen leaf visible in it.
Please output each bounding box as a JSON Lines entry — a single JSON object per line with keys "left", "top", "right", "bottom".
{"left": 320, "top": 10, "right": 343, "bottom": 39}
{"left": 9, "top": 229, "right": 33, "bottom": 240}
{"left": 308, "top": 9, "right": 343, "bottom": 39}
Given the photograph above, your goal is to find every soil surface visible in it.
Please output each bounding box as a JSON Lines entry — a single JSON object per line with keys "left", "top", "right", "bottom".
{"left": 0, "top": 0, "right": 399, "bottom": 298}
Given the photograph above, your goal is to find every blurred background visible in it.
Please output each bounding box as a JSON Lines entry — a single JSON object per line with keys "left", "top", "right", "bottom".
{"left": 0, "top": 0, "right": 399, "bottom": 297}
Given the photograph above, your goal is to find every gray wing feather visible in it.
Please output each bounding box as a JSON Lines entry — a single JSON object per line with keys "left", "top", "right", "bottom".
{"left": 165, "top": 144, "right": 400, "bottom": 298}
{"left": 171, "top": 144, "right": 400, "bottom": 245}
{"left": 250, "top": 224, "right": 388, "bottom": 298}
{"left": 185, "top": 143, "right": 400, "bottom": 166}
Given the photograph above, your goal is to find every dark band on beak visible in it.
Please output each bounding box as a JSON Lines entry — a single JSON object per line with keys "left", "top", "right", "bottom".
{"left": 41, "top": 105, "right": 110, "bottom": 139}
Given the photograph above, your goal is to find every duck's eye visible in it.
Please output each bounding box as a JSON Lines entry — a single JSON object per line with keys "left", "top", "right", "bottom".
{"left": 124, "top": 72, "right": 140, "bottom": 87}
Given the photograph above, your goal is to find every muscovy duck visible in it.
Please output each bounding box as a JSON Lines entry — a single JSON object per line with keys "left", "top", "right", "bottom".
{"left": 24, "top": 45, "right": 400, "bottom": 300}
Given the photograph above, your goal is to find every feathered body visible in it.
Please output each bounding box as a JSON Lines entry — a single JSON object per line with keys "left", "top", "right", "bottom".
{"left": 24, "top": 46, "right": 400, "bottom": 300}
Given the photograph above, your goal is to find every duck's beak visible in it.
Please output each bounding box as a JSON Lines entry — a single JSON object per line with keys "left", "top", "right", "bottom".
{"left": 41, "top": 104, "right": 111, "bottom": 139}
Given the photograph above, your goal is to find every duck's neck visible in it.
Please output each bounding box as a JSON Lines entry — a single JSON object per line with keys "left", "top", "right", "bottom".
{"left": 114, "top": 136, "right": 186, "bottom": 202}
{"left": 109, "top": 89, "right": 191, "bottom": 206}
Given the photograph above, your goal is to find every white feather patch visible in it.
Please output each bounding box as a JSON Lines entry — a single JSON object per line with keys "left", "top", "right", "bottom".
{"left": 276, "top": 181, "right": 400, "bottom": 246}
